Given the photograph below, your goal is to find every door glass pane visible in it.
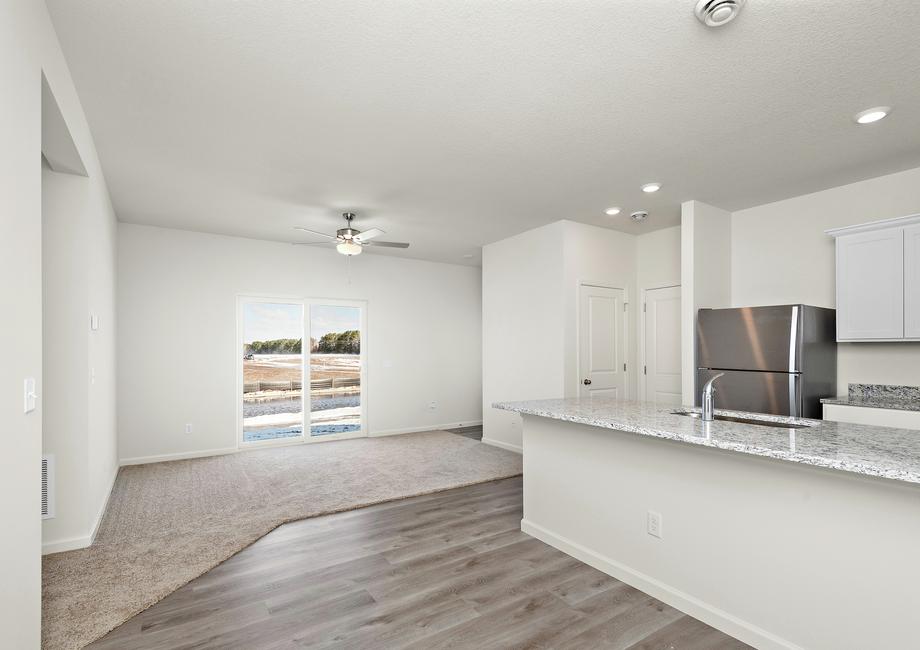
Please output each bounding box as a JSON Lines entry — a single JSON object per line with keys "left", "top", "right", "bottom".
{"left": 241, "top": 302, "right": 304, "bottom": 442}
{"left": 309, "top": 304, "right": 361, "bottom": 436}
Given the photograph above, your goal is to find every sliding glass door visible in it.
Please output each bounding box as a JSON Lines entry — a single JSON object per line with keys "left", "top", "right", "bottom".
{"left": 308, "top": 302, "right": 364, "bottom": 437}
{"left": 239, "top": 297, "right": 366, "bottom": 446}
{"left": 240, "top": 300, "right": 306, "bottom": 444}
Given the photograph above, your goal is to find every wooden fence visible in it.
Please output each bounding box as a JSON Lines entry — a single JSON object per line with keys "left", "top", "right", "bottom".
{"left": 243, "top": 377, "right": 360, "bottom": 394}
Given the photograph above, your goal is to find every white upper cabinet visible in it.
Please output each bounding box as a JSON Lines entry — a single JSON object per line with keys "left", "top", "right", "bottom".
{"left": 828, "top": 214, "right": 920, "bottom": 342}
{"left": 905, "top": 223, "right": 920, "bottom": 338}
{"left": 836, "top": 228, "right": 903, "bottom": 340}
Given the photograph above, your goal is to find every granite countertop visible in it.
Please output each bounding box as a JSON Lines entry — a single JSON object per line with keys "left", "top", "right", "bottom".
{"left": 493, "top": 397, "right": 920, "bottom": 485}
{"left": 820, "top": 383, "right": 920, "bottom": 412}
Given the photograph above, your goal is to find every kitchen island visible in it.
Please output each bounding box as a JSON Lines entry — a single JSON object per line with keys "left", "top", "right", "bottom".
{"left": 495, "top": 397, "right": 920, "bottom": 650}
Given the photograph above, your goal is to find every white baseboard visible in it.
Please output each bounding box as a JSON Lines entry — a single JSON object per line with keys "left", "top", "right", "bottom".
{"left": 42, "top": 534, "right": 92, "bottom": 555}
{"left": 520, "top": 518, "right": 801, "bottom": 650}
{"left": 43, "top": 464, "right": 121, "bottom": 555}
{"left": 119, "top": 446, "right": 239, "bottom": 466}
{"left": 121, "top": 423, "right": 486, "bottom": 465}
{"left": 481, "top": 436, "right": 523, "bottom": 454}
{"left": 89, "top": 465, "right": 120, "bottom": 543}
{"left": 370, "top": 420, "right": 483, "bottom": 438}
{"left": 120, "top": 422, "right": 486, "bottom": 466}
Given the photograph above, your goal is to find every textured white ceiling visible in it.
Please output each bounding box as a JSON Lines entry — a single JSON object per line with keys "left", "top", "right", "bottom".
{"left": 47, "top": 1, "right": 920, "bottom": 265}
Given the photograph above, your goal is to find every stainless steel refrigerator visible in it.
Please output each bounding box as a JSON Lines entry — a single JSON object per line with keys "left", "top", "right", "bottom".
{"left": 696, "top": 305, "right": 836, "bottom": 418}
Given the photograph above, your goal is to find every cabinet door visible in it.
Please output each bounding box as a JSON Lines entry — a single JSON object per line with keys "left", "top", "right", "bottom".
{"left": 905, "top": 224, "right": 920, "bottom": 338}
{"left": 836, "top": 228, "right": 904, "bottom": 340}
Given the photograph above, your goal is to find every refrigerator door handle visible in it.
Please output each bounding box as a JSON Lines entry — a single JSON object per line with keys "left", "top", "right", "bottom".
{"left": 788, "top": 305, "right": 799, "bottom": 373}
{"left": 789, "top": 373, "right": 801, "bottom": 418}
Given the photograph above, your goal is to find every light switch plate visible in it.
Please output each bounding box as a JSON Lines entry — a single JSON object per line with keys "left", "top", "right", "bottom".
{"left": 24, "top": 378, "right": 37, "bottom": 413}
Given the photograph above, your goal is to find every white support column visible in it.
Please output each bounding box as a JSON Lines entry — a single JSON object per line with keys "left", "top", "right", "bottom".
{"left": 680, "top": 200, "right": 732, "bottom": 405}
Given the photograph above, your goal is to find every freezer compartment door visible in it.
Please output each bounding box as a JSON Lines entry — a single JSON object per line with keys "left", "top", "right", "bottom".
{"left": 697, "top": 305, "right": 803, "bottom": 372}
{"left": 695, "top": 369, "right": 803, "bottom": 417}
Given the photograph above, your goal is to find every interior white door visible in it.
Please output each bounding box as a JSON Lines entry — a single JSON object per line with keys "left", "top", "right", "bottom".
{"left": 643, "top": 286, "right": 682, "bottom": 405}
{"left": 578, "top": 285, "right": 626, "bottom": 398}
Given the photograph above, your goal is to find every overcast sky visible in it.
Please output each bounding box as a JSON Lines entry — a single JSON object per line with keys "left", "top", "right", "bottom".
{"left": 243, "top": 302, "right": 359, "bottom": 343}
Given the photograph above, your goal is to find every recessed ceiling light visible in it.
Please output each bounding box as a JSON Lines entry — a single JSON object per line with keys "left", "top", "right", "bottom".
{"left": 631, "top": 211, "right": 649, "bottom": 222}
{"left": 854, "top": 106, "right": 891, "bottom": 125}
{"left": 641, "top": 183, "right": 661, "bottom": 193}
{"left": 695, "top": 0, "right": 745, "bottom": 27}
{"left": 605, "top": 207, "right": 621, "bottom": 216}
{"left": 462, "top": 254, "right": 474, "bottom": 259}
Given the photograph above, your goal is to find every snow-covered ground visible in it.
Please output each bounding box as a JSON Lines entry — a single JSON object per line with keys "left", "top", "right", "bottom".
{"left": 243, "top": 393, "right": 360, "bottom": 441}
{"left": 249, "top": 353, "right": 360, "bottom": 371}
{"left": 244, "top": 406, "right": 359, "bottom": 429}
{"left": 242, "top": 356, "right": 361, "bottom": 441}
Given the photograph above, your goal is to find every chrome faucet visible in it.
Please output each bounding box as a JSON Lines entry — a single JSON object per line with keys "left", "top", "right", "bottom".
{"left": 701, "top": 373, "right": 725, "bottom": 422}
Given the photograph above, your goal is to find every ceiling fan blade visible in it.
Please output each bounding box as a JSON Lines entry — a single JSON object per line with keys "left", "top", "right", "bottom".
{"left": 364, "top": 240, "right": 410, "bottom": 248}
{"left": 353, "top": 228, "right": 385, "bottom": 242}
{"left": 293, "top": 226, "right": 336, "bottom": 239}
{"left": 292, "top": 241, "right": 333, "bottom": 246}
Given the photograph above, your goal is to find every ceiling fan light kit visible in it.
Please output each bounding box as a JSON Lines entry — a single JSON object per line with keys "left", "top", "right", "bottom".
{"left": 294, "top": 212, "right": 410, "bottom": 256}
{"left": 336, "top": 241, "right": 362, "bottom": 256}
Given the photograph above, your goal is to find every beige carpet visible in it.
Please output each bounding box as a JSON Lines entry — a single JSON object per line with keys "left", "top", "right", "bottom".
{"left": 41, "top": 431, "right": 522, "bottom": 649}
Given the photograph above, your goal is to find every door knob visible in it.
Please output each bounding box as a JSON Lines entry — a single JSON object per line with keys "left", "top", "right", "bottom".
{"left": 583, "top": 379, "right": 592, "bottom": 385}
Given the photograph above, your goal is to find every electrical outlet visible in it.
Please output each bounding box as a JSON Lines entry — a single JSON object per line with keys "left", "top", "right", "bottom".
{"left": 427, "top": 401, "right": 438, "bottom": 411}
{"left": 647, "top": 510, "right": 662, "bottom": 539}
{"left": 185, "top": 423, "right": 193, "bottom": 434}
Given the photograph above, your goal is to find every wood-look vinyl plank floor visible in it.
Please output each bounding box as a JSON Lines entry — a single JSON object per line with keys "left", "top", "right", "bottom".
{"left": 90, "top": 477, "right": 751, "bottom": 649}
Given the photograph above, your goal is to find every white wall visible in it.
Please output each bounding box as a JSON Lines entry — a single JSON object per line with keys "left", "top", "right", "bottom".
{"left": 41, "top": 158, "right": 118, "bottom": 553}
{"left": 732, "top": 166, "right": 920, "bottom": 395}
{"left": 482, "top": 222, "right": 566, "bottom": 453}
{"left": 522, "top": 415, "right": 920, "bottom": 649}
{"left": 117, "top": 224, "right": 482, "bottom": 463}
{"left": 1, "top": 0, "right": 116, "bottom": 644}
{"left": 637, "top": 226, "right": 681, "bottom": 292}
{"left": 680, "top": 201, "right": 732, "bottom": 404}
{"left": 42, "top": 165, "right": 89, "bottom": 549}
{"left": 483, "top": 220, "right": 644, "bottom": 452}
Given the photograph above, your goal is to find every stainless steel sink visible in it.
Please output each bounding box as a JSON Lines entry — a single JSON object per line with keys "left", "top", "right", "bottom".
{"left": 671, "top": 410, "right": 814, "bottom": 429}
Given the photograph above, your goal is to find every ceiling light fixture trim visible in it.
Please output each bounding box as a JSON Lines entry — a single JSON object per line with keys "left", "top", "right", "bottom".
{"left": 854, "top": 106, "right": 891, "bottom": 124}
{"left": 694, "top": 0, "right": 746, "bottom": 27}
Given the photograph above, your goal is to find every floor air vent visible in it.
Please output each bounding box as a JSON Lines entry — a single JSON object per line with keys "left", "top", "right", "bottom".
{"left": 42, "top": 454, "right": 55, "bottom": 519}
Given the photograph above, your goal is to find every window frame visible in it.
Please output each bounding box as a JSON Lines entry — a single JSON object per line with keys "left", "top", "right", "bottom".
{"left": 236, "top": 295, "right": 368, "bottom": 449}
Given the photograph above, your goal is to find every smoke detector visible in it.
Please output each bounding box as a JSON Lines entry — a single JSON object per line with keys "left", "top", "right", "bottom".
{"left": 695, "top": 0, "right": 745, "bottom": 27}
{"left": 631, "top": 211, "right": 649, "bottom": 222}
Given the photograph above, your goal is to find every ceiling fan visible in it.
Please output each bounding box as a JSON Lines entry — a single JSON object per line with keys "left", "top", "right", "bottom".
{"left": 293, "top": 212, "right": 409, "bottom": 256}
